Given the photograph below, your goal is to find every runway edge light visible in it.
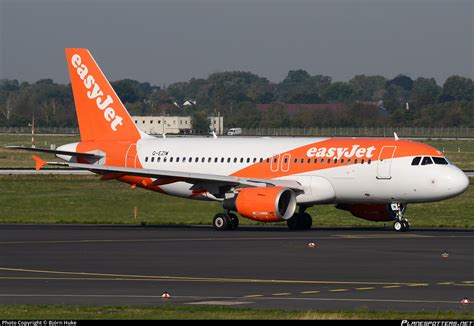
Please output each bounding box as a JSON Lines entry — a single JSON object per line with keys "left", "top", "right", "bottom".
{"left": 162, "top": 291, "right": 171, "bottom": 299}
{"left": 461, "top": 297, "right": 470, "bottom": 305}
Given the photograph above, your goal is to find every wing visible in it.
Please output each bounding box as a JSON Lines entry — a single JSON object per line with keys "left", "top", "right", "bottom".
{"left": 47, "top": 161, "right": 304, "bottom": 192}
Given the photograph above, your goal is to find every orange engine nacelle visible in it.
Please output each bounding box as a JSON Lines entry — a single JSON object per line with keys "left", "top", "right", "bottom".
{"left": 223, "top": 187, "right": 297, "bottom": 222}
{"left": 336, "top": 204, "right": 397, "bottom": 222}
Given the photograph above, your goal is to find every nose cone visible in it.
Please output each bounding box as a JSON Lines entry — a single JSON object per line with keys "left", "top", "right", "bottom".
{"left": 447, "top": 168, "right": 469, "bottom": 197}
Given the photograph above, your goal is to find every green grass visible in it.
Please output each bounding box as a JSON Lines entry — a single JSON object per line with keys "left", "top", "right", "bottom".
{"left": 0, "top": 175, "right": 472, "bottom": 228}
{"left": 0, "top": 305, "right": 472, "bottom": 320}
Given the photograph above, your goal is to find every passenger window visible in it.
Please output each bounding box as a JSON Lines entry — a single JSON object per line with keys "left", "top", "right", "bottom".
{"left": 253, "top": 158, "right": 257, "bottom": 163}
{"left": 227, "top": 158, "right": 231, "bottom": 163}
{"left": 327, "top": 158, "right": 331, "bottom": 164}
{"left": 163, "top": 157, "right": 167, "bottom": 162}
{"left": 300, "top": 158, "right": 305, "bottom": 164}
{"left": 367, "top": 159, "right": 371, "bottom": 164}
{"left": 341, "top": 159, "right": 344, "bottom": 164}
{"left": 195, "top": 157, "right": 199, "bottom": 163}
{"left": 361, "top": 159, "right": 365, "bottom": 164}
{"left": 234, "top": 158, "right": 237, "bottom": 163}
{"left": 334, "top": 158, "right": 338, "bottom": 164}
{"left": 354, "top": 159, "right": 358, "bottom": 164}
{"left": 157, "top": 157, "right": 160, "bottom": 163}
{"left": 145, "top": 157, "right": 148, "bottom": 162}
{"left": 284, "top": 158, "right": 288, "bottom": 163}
{"left": 208, "top": 157, "right": 212, "bottom": 163}
{"left": 411, "top": 157, "right": 421, "bottom": 165}
{"left": 170, "top": 157, "right": 173, "bottom": 163}
{"left": 202, "top": 157, "right": 205, "bottom": 163}
{"left": 176, "top": 157, "right": 180, "bottom": 162}
{"left": 214, "top": 157, "right": 218, "bottom": 163}
{"left": 183, "top": 157, "right": 186, "bottom": 162}
{"left": 248, "top": 158, "right": 251, "bottom": 163}
{"left": 241, "top": 158, "right": 244, "bottom": 163}
{"left": 151, "top": 157, "right": 155, "bottom": 162}
{"left": 307, "top": 158, "right": 311, "bottom": 164}
{"left": 421, "top": 157, "right": 433, "bottom": 165}
{"left": 221, "top": 158, "right": 224, "bottom": 163}
{"left": 432, "top": 157, "right": 448, "bottom": 165}
{"left": 294, "top": 158, "right": 298, "bottom": 164}
{"left": 259, "top": 158, "right": 263, "bottom": 163}
{"left": 320, "top": 158, "right": 324, "bottom": 164}
{"left": 314, "top": 159, "right": 317, "bottom": 164}
{"left": 266, "top": 158, "right": 270, "bottom": 163}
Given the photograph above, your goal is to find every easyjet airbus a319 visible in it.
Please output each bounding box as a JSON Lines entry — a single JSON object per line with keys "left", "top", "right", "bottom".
{"left": 10, "top": 49, "right": 469, "bottom": 231}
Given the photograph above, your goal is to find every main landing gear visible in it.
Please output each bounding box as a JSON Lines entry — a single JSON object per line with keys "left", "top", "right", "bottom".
{"left": 391, "top": 203, "right": 409, "bottom": 232}
{"left": 213, "top": 212, "right": 239, "bottom": 231}
{"left": 287, "top": 207, "right": 313, "bottom": 230}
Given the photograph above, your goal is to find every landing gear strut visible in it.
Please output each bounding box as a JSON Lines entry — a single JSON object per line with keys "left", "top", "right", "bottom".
{"left": 213, "top": 212, "right": 239, "bottom": 231}
{"left": 391, "top": 203, "right": 409, "bottom": 232}
{"left": 287, "top": 206, "right": 313, "bottom": 230}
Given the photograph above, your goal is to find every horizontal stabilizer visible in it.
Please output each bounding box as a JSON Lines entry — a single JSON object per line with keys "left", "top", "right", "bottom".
{"left": 6, "top": 146, "right": 102, "bottom": 158}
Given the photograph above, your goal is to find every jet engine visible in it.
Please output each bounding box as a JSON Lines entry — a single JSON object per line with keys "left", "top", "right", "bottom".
{"left": 336, "top": 203, "right": 397, "bottom": 222}
{"left": 223, "top": 187, "right": 297, "bottom": 222}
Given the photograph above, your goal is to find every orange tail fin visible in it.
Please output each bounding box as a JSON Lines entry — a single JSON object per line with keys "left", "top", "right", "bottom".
{"left": 65, "top": 48, "right": 146, "bottom": 142}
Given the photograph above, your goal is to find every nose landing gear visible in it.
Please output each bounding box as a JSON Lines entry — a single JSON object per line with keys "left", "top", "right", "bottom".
{"left": 391, "top": 203, "right": 409, "bottom": 232}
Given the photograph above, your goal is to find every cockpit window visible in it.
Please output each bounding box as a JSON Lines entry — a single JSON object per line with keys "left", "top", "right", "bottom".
{"left": 432, "top": 157, "right": 448, "bottom": 165}
{"left": 411, "top": 157, "right": 421, "bottom": 165}
{"left": 421, "top": 156, "right": 433, "bottom": 165}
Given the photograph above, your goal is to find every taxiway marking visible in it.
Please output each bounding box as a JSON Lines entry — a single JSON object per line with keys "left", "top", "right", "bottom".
{"left": 0, "top": 267, "right": 432, "bottom": 287}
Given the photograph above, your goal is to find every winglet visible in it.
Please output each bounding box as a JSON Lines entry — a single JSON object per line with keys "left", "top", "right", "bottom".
{"left": 32, "top": 155, "right": 46, "bottom": 171}
{"left": 394, "top": 132, "right": 399, "bottom": 141}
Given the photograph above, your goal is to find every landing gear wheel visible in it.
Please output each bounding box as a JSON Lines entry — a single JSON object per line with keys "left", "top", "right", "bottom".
{"left": 393, "top": 221, "right": 403, "bottom": 232}
{"left": 287, "top": 213, "right": 313, "bottom": 230}
{"left": 229, "top": 213, "right": 239, "bottom": 230}
{"left": 393, "top": 220, "right": 409, "bottom": 232}
{"left": 301, "top": 213, "right": 313, "bottom": 230}
{"left": 213, "top": 213, "right": 231, "bottom": 231}
{"left": 287, "top": 215, "right": 300, "bottom": 230}
{"left": 402, "top": 220, "right": 410, "bottom": 231}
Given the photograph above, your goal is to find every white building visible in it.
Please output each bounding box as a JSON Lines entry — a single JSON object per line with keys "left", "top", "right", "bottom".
{"left": 132, "top": 115, "right": 224, "bottom": 135}
{"left": 132, "top": 116, "right": 192, "bottom": 135}
{"left": 208, "top": 116, "right": 224, "bottom": 135}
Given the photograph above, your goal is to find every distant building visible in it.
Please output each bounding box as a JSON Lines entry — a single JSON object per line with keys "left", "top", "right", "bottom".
{"left": 132, "top": 116, "right": 191, "bottom": 135}
{"left": 208, "top": 116, "right": 224, "bottom": 135}
{"left": 132, "top": 115, "right": 224, "bottom": 135}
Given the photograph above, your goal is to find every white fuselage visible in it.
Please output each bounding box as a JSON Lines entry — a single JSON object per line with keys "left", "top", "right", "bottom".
{"left": 111, "top": 136, "right": 469, "bottom": 205}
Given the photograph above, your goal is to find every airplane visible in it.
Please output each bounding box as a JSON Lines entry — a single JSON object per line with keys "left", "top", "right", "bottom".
{"left": 9, "top": 48, "right": 469, "bottom": 232}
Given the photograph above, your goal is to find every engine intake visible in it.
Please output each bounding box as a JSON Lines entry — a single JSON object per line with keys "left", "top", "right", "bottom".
{"left": 223, "top": 187, "right": 297, "bottom": 222}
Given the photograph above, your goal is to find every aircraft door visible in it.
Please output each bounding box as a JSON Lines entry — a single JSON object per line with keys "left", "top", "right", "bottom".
{"left": 125, "top": 143, "right": 138, "bottom": 168}
{"left": 377, "top": 146, "right": 397, "bottom": 179}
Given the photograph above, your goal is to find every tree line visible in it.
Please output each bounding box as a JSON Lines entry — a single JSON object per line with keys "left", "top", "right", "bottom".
{"left": 1, "top": 71, "right": 473, "bottom": 131}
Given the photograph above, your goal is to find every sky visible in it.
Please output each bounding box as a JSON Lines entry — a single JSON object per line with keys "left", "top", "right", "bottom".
{"left": 1, "top": 0, "right": 473, "bottom": 86}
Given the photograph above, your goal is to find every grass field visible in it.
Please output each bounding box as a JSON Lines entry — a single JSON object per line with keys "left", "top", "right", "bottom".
{"left": 1, "top": 134, "right": 473, "bottom": 169}
{"left": 0, "top": 305, "right": 472, "bottom": 320}
{"left": 0, "top": 174, "right": 472, "bottom": 227}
